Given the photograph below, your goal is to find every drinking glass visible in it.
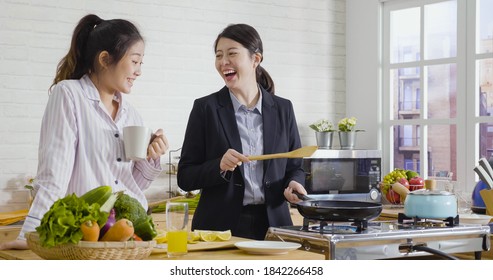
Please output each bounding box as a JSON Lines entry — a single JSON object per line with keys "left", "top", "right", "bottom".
{"left": 166, "top": 202, "right": 188, "bottom": 257}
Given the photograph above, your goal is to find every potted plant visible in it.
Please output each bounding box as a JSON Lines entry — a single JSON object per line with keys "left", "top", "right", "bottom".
{"left": 337, "top": 117, "right": 364, "bottom": 149}
{"left": 309, "top": 119, "right": 335, "bottom": 149}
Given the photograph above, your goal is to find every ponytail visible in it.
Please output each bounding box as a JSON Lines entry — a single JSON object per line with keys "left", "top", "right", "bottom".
{"left": 256, "top": 66, "right": 275, "bottom": 95}
{"left": 51, "top": 14, "right": 102, "bottom": 88}
{"left": 51, "top": 14, "right": 143, "bottom": 89}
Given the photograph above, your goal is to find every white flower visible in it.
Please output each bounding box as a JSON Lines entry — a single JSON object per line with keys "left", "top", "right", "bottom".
{"left": 309, "top": 119, "right": 334, "bottom": 132}
{"left": 338, "top": 117, "right": 358, "bottom": 132}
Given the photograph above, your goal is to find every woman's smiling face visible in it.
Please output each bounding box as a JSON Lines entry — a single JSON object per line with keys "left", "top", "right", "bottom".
{"left": 215, "top": 37, "right": 259, "bottom": 91}
{"left": 99, "top": 40, "right": 144, "bottom": 95}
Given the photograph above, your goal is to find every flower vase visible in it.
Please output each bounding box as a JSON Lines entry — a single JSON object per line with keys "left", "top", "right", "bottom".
{"left": 338, "top": 131, "right": 357, "bottom": 150}
{"left": 315, "top": 131, "right": 333, "bottom": 149}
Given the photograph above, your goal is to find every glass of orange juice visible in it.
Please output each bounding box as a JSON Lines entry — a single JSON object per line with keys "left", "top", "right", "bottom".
{"left": 166, "top": 202, "right": 189, "bottom": 257}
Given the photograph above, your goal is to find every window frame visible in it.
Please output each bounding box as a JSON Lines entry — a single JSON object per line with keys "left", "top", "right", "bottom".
{"left": 380, "top": 0, "right": 490, "bottom": 191}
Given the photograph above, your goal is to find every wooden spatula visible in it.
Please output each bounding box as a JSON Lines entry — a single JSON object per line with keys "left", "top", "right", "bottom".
{"left": 248, "top": 146, "right": 318, "bottom": 161}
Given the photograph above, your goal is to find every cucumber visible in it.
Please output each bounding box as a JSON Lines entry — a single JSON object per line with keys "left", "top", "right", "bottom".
{"left": 80, "top": 185, "right": 113, "bottom": 207}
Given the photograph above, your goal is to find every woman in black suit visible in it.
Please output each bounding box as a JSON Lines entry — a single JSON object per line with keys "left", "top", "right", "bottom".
{"left": 178, "top": 23, "right": 307, "bottom": 240}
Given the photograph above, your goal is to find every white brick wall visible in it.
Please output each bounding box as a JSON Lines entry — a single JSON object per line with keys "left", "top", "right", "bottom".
{"left": 0, "top": 0, "right": 346, "bottom": 211}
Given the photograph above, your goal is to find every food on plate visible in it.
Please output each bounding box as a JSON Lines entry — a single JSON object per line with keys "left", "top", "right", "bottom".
{"left": 188, "top": 231, "right": 200, "bottom": 243}
{"left": 216, "top": 230, "right": 232, "bottom": 241}
{"left": 154, "top": 229, "right": 168, "bottom": 244}
{"left": 199, "top": 231, "right": 217, "bottom": 242}
{"left": 197, "top": 230, "right": 232, "bottom": 242}
{"left": 154, "top": 229, "right": 232, "bottom": 244}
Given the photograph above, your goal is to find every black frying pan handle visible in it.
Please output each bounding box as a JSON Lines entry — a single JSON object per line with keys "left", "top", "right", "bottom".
{"left": 292, "top": 190, "right": 312, "bottom": 201}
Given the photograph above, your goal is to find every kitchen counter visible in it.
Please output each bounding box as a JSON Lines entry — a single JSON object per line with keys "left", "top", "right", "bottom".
{"left": 0, "top": 210, "right": 318, "bottom": 260}
{"left": 0, "top": 225, "right": 22, "bottom": 243}
{"left": 1, "top": 207, "right": 490, "bottom": 260}
{"left": 0, "top": 236, "right": 324, "bottom": 260}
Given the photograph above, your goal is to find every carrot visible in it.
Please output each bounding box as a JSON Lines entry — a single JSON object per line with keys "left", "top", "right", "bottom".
{"left": 100, "top": 218, "right": 135, "bottom": 242}
{"left": 132, "top": 233, "right": 143, "bottom": 241}
{"left": 80, "top": 220, "right": 100, "bottom": 242}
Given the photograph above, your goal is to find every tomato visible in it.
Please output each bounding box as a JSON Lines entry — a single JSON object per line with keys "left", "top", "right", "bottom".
{"left": 409, "top": 177, "right": 424, "bottom": 191}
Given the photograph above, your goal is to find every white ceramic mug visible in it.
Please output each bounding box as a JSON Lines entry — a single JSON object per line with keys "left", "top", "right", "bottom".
{"left": 123, "top": 126, "right": 152, "bottom": 161}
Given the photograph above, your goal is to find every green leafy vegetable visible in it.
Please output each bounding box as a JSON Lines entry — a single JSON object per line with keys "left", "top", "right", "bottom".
{"left": 36, "top": 193, "right": 109, "bottom": 248}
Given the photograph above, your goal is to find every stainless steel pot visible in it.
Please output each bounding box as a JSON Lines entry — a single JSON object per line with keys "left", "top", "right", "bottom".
{"left": 404, "top": 189, "right": 457, "bottom": 219}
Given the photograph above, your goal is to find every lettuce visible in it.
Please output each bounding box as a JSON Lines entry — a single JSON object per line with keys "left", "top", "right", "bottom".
{"left": 36, "top": 193, "right": 109, "bottom": 248}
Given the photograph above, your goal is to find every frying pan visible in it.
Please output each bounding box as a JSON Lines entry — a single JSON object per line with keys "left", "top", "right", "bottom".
{"left": 292, "top": 193, "right": 458, "bottom": 259}
{"left": 293, "top": 191, "right": 382, "bottom": 222}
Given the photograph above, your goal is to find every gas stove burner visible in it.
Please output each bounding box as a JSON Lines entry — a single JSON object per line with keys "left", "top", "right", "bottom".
{"left": 309, "top": 224, "right": 360, "bottom": 234}
{"left": 414, "top": 221, "right": 448, "bottom": 228}
{"left": 397, "top": 213, "right": 459, "bottom": 227}
{"left": 302, "top": 218, "right": 367, "bottom": 233}
{"left": 266, "top": 215, "right": 490, "bottom": 260}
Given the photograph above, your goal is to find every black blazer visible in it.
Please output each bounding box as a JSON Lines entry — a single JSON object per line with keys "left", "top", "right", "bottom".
{"left": 177, "top": 86, "right": 305, "bottom": 233}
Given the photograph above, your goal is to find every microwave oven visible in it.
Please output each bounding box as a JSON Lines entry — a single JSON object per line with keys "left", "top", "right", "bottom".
{"left": 302, "top": 149, "right": 382, "bottom": 203}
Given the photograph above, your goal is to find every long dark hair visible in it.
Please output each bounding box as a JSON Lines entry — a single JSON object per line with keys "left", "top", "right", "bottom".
{"left": 51, "top": 14, "right": 143, "bottom": 88}
{"left": 214, "top": 23, "right": 275, "bottom": 94}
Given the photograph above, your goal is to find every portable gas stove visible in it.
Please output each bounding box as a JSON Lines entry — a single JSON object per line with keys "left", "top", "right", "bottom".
{"left": 265, "top": 213, "right": 490, "bottom": 260}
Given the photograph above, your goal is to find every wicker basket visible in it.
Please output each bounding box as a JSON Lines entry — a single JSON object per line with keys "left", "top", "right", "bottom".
{"left": 26, "top": 232, "right": 156, "bottom": 260}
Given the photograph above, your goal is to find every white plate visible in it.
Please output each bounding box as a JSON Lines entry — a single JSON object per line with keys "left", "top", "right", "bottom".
{"left": 235, "top": 241, "right": 301, "bottom": 255}
{"left": 459, "top": 213, "right": 493, "bottom": 225}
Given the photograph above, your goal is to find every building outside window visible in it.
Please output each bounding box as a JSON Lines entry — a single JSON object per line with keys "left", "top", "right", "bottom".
{"left": 382, "top": 0, "right": 493, "bottom": 188}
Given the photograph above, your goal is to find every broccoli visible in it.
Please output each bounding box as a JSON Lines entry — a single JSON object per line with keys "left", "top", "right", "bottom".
{"left": 114, "top": 194, "right": 147, "bottom": 222}
{"left": 113, "top": 194, "right": 157, "bottom": 240}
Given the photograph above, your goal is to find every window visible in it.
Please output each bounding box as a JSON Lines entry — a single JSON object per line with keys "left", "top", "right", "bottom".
{"left": 382, "top": 0, "right": 493, "bottom": 189}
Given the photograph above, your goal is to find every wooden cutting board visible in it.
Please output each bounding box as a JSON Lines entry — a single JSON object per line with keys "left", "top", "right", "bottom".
{"left": 151, "top": 236, "right": 249, "bottom": 254}
{"left": 0, "top": 209, "right": 28, "bottom": 226}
